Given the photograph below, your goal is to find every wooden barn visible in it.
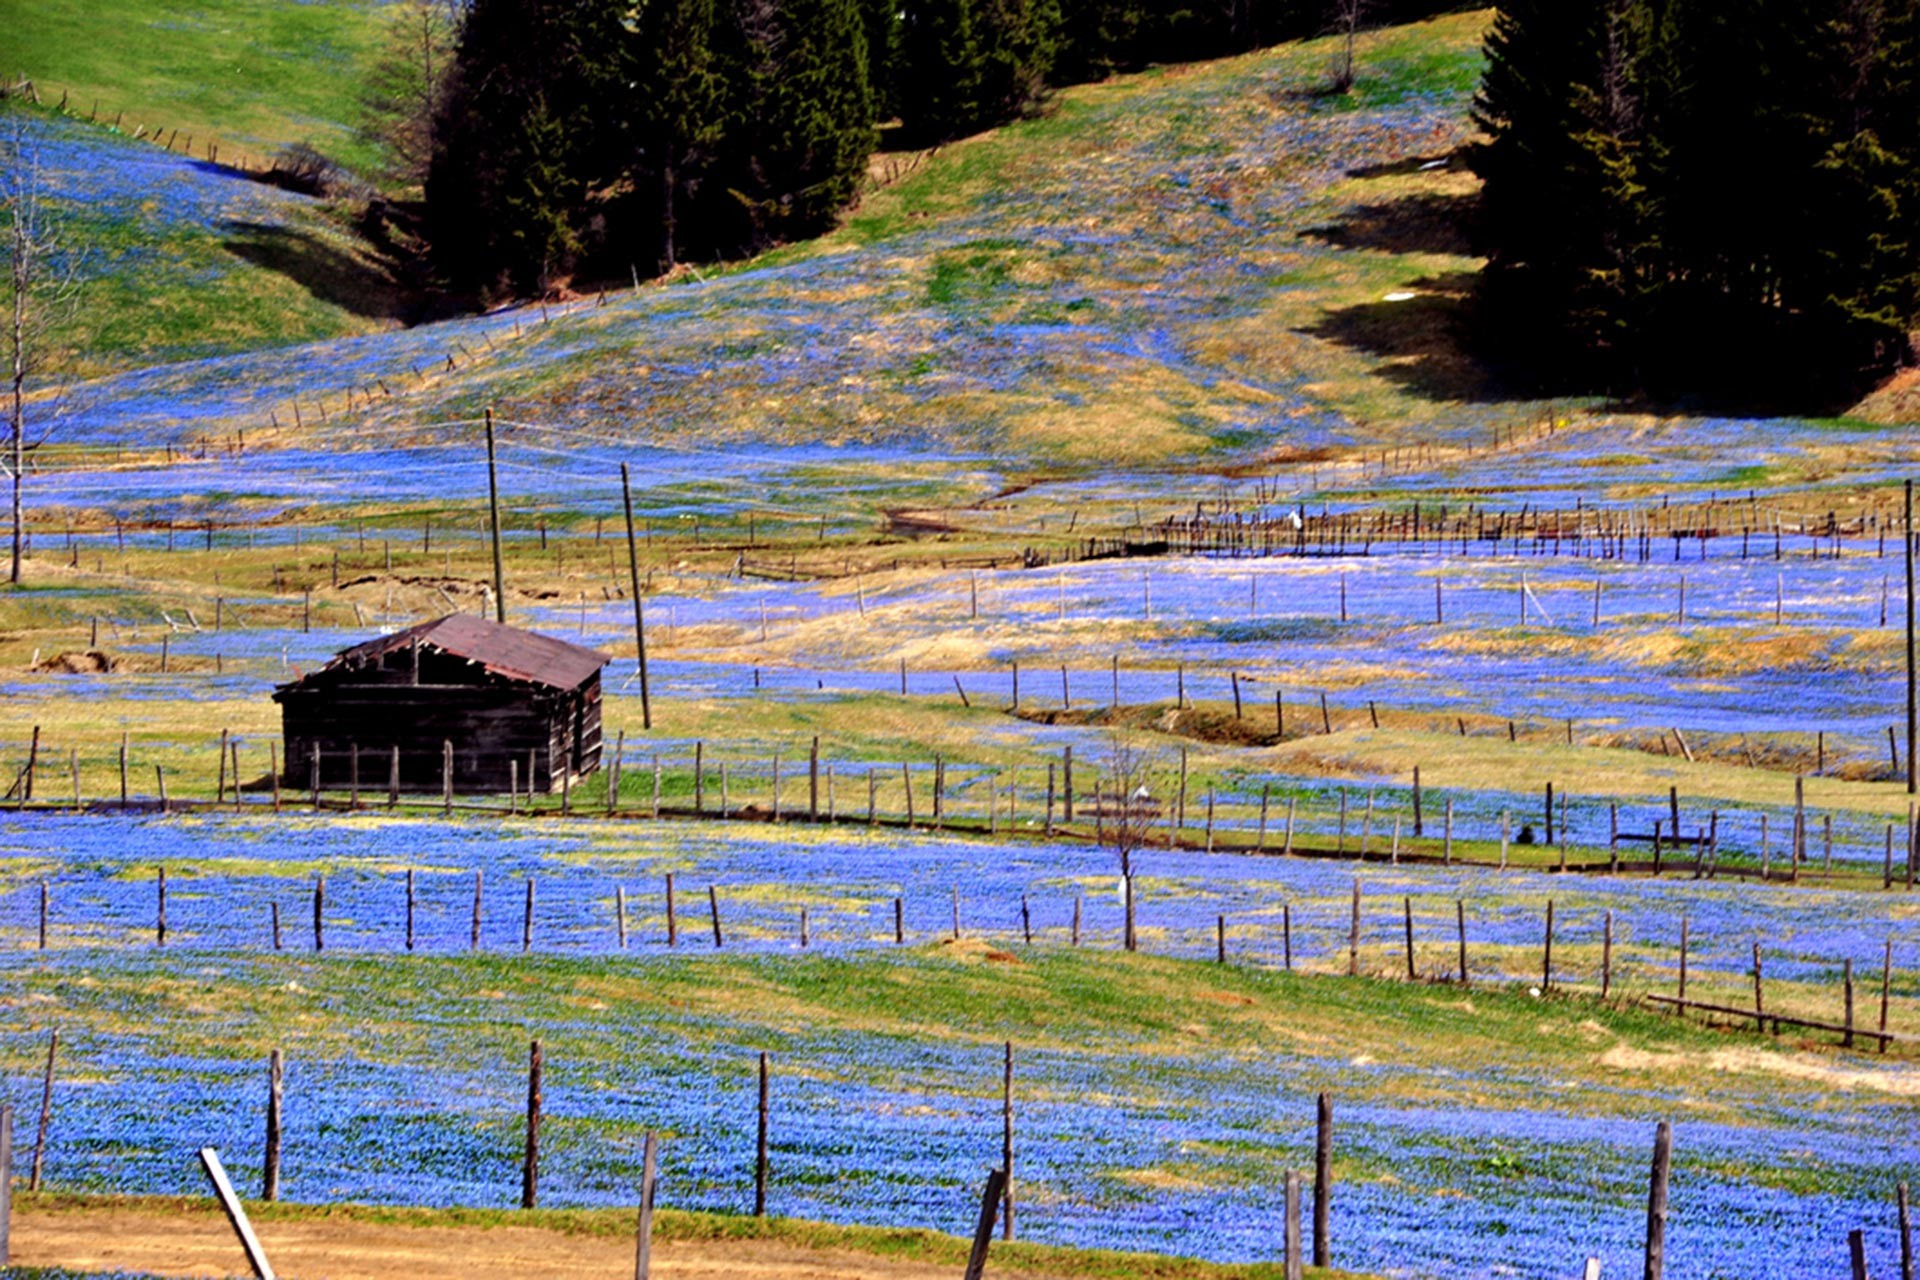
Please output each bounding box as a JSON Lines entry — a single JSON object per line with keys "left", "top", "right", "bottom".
{"left": 273, "top": 614, "right": 608, "bottom": 794}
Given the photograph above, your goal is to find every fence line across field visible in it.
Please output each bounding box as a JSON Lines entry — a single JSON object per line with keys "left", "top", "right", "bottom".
{"left": 4, "top": 727, "right": 1917, "bottom": 891}
{"left": 0, "top": 1022, "right": 1911, "bottom": 1280}
{"left": 11, "top": 851, "right": 1912, "bottom": 1054}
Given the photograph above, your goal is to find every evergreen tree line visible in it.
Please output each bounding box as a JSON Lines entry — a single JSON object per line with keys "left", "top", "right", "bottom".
{"left": 422, "top": 0, "right": 1465, "bottom": 297}
{"left": 1470, "top": 0, "right": 1920, "bottom": 407}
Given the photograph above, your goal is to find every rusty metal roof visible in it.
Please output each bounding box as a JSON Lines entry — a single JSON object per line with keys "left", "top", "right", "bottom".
{"left": 308, "top": 614, "right": 608, "bottom": 691}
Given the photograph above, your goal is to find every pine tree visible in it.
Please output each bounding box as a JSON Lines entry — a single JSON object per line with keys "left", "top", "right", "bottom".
{"left": 630, "top": 0, "right": 726, "bottom": 271}
{"left": 711, "top": 0, "right": 875, "bottom": 251}
{"left": 900, "top": 0, "right": 982, "bottom": 141}
{"left": 975, "top": 0, "right": 1062, "bottom": 125}
{"left": 861, "top": 0, "right": 902, "bottom": 121}
{"left": 426, "top": 0, "right": 629, "bottom": 295}
{"left": 1468, "top": 0, "right": 1646, "bottom": 378}
{"left": 359, "top": 0, "right": 464, "bottom": 192}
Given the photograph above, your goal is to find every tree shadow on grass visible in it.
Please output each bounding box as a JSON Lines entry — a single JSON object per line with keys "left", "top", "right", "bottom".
{"left": 1296, "top": 176, "right": 1612, "bottom": 405}
{"left": 1301, "top": 268, "right": 1522, "bottom": 403}
{"left": 1298, "top": 190, "right": 1478, "bottom": 257}
{"left": 220, "top": 220, "right": 417, "bottom": 324}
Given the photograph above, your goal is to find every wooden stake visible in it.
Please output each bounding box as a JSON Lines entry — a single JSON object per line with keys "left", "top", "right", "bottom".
{"left": 263, "top": 1049, "right": 283, "bottom": 1201}
{"left": 198, "top": 1148, "right": 277, "bottom": 1280}
{"left": 754, "top": 1052, "right": 770, "bottom": 1216}
{"left": 29, "top": 1030, "right": 55, "bottom": 1190}
{"left": 1402, "top": 897, "right": 1415, "bottom": 979}
{"left": 1644, "top": 1120, "right": 1672, "bottom": 1280}
{"left": 963, "top": 1168, "right": 1008, "bottom": 1280}
{"left": 522, "top": 1040, "right": 542, "bottom": 1209}
{"left": 522, "top": 879, "right": 537, "bottom": 952}
{"left": 1602, "top": 910, "right": 1613, "bottom": 999}
{"left": 1313, "top": 1093, "right": 1332, "bottom": 1267}
{"left": 1347, "top": 881, "right": 1360, "bottom": 976}
{"left": 621, "top": 464, "right": 653, "bottom": 730}
{"left": 634, "top": 1132, "right": 659, "bottom": 1280}
{"left": 1456, "top": 900, "right": 1468, "bottom": 985}
{"left": 312, "top": 877, "right": 324, "bottom": 952}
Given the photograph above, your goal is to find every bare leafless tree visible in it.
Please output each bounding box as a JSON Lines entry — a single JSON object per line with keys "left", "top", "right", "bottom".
{"left": 4, "top": 113, "right": 76, "bottom": 586}
{"left": 1099, "top": 733, "right": 1166, "bottom": 952}
{"left": 359, "top": 0, "right": 466, "bottom": 191}
{"left": 1328, "top": 0, "right": 1369, "bottom": 95}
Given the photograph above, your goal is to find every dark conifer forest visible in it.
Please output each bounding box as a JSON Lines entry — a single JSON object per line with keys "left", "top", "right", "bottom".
{"left": 1470, "top": 0, "right": 1920, "bottom": 407}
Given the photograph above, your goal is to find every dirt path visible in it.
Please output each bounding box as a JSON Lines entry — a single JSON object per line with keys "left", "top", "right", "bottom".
{"left": 12, "top": 1205, "right": 979, "bottom": 1280}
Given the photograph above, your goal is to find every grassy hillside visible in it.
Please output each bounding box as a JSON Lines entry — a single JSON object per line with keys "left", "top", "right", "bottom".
{"left": 33, "top": 11, "right": 1498, "bottom": 477}
{"left": 5, "top": 0, "right": 391, "bottom": 174}
{"left": 4, "top": 104, "right": 405, "bottom": 379}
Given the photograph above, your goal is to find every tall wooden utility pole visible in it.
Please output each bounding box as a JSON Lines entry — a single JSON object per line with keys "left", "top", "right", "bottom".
{"left": 1907, "top": 479, "right": 1915, "bottom": 794}
{"left": 485, "top": 408, "right": 506, "bottom": 625}
{"left": 621, "top": 463, "right": 652, "bottom": 729}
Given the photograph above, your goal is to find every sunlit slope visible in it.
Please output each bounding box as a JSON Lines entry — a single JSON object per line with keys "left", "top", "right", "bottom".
{"left": 6, "top": 0, "right": 391, "bottom": 173}
{"left": 8, "top": 107, "right": 403, "bottom": 380}
{"left": 48, "top": 13, "right": 1495, "bottom": 474}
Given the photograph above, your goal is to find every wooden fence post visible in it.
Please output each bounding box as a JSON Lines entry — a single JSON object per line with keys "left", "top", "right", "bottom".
{"left": 963, "top": 1167, "right": 1009, "bottom": 1280}
{"left": 634, "top": 1131, "right": 659, "bottom": 1280}
{"left": 523, "top": 878, "right": 536, "bottom": 953}
{"left": 263, "top": 1048, "right": 284, "bottom": 1201}
{"left": 1603, "top": 910, "right": 1614, "bottom": 998}
{"left": 522, "top": 1040, "right": 542, "bottom": 1209}
{"left": 1281, "top": 1167, "right": 1304, "bottom": 1280}
{"left": 754, "top": 1051, "right": 770, "bottom": 1216}
{"left": 1456, "top": 900, "right": 1468, "bottom": 985}
{"left": 1645, "top": 1120, "right": 1672, "bottom": 1280}
{"left": 1347, "top": 881, "right": 1360, "bottom": 976}
{"left": 198, "top": 1148, "right": 276, "bottom": 1280}
{"left": 471, "top": 871, "right": 483, "bottom": 951}
{"left": 1896, "top": 1182, "right": 1912, "bottom": 1280}
{"left": 29, "top": 1029, "right": 55, "bottom": 1190}
{"left": 1313, "top": 1093, "right": 1333, "bottom": 1267}
{"left": 1542, "top": 900, "right": 1555, "bottom": 991}
{"left": 1412, "top": 765, "right": 1423, "bottom": 836}
{"left": 312, "top": 877, "right": 325, "bottom": 952}
{"left": 157, "top": 867, "right": 167, "bottom": 946}
{"left": 666, "top": 874, "right": 678, "bottom": 947}
{"left": 1402, "top": 897, "right": 1415, "bottom": 979}
{"left": 710, "top": 886, "right": 724, "bottom": 948}
{"left": 616, "top": 886, "right": 629, "bottom": 949}
{"left": 1852, "top": 1229, "right": 1871, "bottom": 1280}
{"left": 405, "top": 870, "right": 416, "bottom": 952}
